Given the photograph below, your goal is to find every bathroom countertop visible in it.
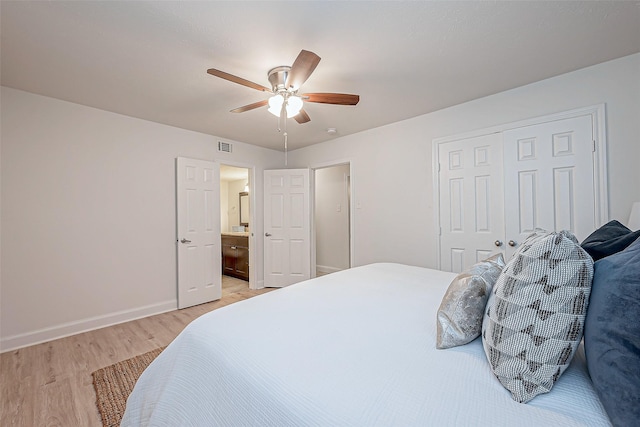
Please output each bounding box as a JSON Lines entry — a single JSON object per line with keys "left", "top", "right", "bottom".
{"left": 221, "top": 232, "right": 249, "bottom": 237}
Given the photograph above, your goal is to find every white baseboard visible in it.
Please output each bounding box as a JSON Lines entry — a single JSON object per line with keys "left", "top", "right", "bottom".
{"left": 316, "top": 265, "right": 343, "bottom": 274}
{"left": 0, "top": 300, "right": 177, "bottom": 353}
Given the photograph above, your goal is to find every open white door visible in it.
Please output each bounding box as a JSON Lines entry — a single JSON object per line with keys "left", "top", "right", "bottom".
{"left": 264, "top": 169, "right": 310, "bottom": 287}
{"left": 176, "top": 157, "right": 221, "bottom": 309}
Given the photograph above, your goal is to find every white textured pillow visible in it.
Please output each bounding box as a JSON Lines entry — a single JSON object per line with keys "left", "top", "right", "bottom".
{"left": 436, "top": 253, "right": 505, "bottom": 349}
{"left": 482, "top": 230, "right": 594, "bottom": 403}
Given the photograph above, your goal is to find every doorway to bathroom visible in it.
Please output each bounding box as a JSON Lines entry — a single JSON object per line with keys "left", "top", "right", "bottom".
{"left": 220, "top": 164, "right": 251, "bottom": 295}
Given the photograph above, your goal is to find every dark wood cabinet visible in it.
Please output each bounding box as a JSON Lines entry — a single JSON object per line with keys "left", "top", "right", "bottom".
{"left": 222, "top": 235, "right": 249, "bottom": 281}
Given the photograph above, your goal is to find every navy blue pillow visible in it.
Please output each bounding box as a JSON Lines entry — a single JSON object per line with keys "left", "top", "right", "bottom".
{"left": 581, "top": 220, "right": 640, "bottom": 261}
{"left": 584, "top": 235, "right": 640, "bottom": 427}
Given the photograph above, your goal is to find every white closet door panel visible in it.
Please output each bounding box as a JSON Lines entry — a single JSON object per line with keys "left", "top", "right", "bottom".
{"left": 554, "top": 167, "right": 576, "bottom": 232}
{"left": 450, "top": 249, "right": 465, "bottom": 273}
{"left": 503, "top": 114, "right": 595, "bottom": 255}
{"left": 449, "top": 178, "right": 464, "bottom": 231}
{"left": 517, "top": 170, "right": 538, "bottom": 234}
{"left": 475, "top": 175, "right": 492, "bottom": 232}
{"left": 476, "top": 249, "right": 493, "bottom": 263}
{"left": 438, "top": 133, "right": 504, "bottom": 272}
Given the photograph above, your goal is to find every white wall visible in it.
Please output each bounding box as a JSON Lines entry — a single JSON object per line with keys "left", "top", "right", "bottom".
{"left": 0, "top": 87, "right": 282, "bottom": 351}
{"left": 221, "top": 178, "right": 249, "bottom": 233}
{"left": 289, "top": 53, "right": 640, "bottom": 270}
{"left": 315, "top": 165, "right": 350, "bottom": 273}
{"left": 227, "top": 179, "right": 247, "bottom": 229}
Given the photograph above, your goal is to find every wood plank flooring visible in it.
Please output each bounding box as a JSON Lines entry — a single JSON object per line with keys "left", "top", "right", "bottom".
{"left": 222, "top": 274, "right": 250, "bottom": 296}
{"left": 0, "top": 285, "right": 274, "bottom": 427}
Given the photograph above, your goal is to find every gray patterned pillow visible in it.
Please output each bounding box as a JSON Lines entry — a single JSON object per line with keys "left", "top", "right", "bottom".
{"left": 481, "top": 230, "right": 594, "bottom": 403}
{"left": 436, "top": 253, "right": 505, "bottom": 349}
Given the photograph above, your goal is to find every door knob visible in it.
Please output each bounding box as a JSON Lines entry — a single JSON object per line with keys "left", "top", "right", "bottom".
{"left": 265, "top": 232, "right": 272, "bottom": 237}
{"left": 180, "top": 238, "right": 191, "bottom": 244}
{"left": 508, "top": 240, "right": 517, "bottom": 247}
{"left": 494, "top": 240, "right": 503, "bottom": 247}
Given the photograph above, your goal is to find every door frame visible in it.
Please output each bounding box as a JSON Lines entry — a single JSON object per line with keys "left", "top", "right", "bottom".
{"left": 310, "top": 158, "right": 354, "bottom": 277}
{"left": 432, "top": 104, "right": 608, "bottom": 270}
{"left": 219, "top": 160, "right": 257, "bottom": 290}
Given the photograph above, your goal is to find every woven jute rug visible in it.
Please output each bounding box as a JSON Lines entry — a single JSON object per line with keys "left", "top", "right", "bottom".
{"left": 92, "top": 347, "right": 164, "bottom": 427}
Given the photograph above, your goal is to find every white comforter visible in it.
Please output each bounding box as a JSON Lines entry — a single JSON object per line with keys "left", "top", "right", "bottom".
{"left": 121, "top": 263, "right": 610, "bottom": 426}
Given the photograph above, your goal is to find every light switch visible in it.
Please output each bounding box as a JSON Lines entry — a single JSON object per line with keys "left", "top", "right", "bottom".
{"left": 337, "top": 204, "right": 341, "bottom": 212}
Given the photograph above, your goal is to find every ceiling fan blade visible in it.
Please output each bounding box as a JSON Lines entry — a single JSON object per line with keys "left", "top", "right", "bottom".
{"left": 294, "top": 109, "right": 311, "bottom": 124}
{"left": 207, "top": 68, "right": 271, "bottom": 92}
{"left": 286, "top": 50, "right": 321, "bottom": 90}
{"left": 303, "top": 93, "right": 360, "bottom": 105}
{"left": 230, "top": 99, "right": 269, "bottom": 113}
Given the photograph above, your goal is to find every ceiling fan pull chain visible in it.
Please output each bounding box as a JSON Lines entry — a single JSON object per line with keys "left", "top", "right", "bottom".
{"left": 284, "top": 132, "right": 288, "bottom": 166}
{"left": 282, "top": 98, "right": 289, "bottom": 165}
{"left": 280, "top": 95, "right": 287, "bottom": 119}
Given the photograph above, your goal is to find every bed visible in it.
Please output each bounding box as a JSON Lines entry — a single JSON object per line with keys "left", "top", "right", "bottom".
{"left": 121, "top": 262, "right": 611, "bottom": 426}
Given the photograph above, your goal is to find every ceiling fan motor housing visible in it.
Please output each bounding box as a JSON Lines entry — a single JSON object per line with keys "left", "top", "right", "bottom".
{"left": 268, "top": 66, "right": 292, "bottom": 93}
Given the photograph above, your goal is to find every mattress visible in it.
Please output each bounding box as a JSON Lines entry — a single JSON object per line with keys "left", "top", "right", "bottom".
{"left": 121, "top": 263, "right": 610, "bottom": 426}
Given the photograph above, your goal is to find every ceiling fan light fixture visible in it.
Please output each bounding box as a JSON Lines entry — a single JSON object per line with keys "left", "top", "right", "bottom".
{"left": 287, "top": 95, "right": 303, "bottom": 116}
{"left": 267, "top": 94, "right": 284, "bottom": 117}
{"left": 267, "top": 94, "right": 303, "bottom": 118}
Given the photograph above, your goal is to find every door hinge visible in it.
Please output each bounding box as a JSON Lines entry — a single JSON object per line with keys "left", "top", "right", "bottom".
{"left": 437, "top": 163, "right": 441, "bottom": 172}
{"left": 593, "top": 140, "right": 596, "bottom": 152}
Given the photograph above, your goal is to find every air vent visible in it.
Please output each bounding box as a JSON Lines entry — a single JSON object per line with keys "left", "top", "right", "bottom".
{"left": 218, "top": 141, "right": 232, "bottom": 153}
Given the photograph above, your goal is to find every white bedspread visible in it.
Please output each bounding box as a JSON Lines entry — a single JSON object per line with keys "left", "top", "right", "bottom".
{"left": 121, "top": 263, "right": 610, "bottom": 426}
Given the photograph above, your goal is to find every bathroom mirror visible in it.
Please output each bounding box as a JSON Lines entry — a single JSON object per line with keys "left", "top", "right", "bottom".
{"left": 239, "top": 192, "right": 249, "bottom": 227}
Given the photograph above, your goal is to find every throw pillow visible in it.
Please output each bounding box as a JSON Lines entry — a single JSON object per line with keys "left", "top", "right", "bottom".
{"left": 436, "top": 253, "right": 506, "bottom": 349}
{"left": 482, "top": 230, "right": 594, "bottom": 403}
{"left": 580, "top": 220, "right": 640, "bottom": 261}
{"left": 584, "top": 235, "right": 640, "bottom": 427}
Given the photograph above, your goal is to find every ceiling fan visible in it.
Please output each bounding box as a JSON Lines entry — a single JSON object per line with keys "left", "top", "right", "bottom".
{"left": 207, "top": 50, "right": 360, "bottom": 124}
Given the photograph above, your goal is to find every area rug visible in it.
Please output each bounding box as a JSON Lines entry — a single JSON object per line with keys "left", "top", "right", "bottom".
{"left": 92, "top": 347, "right": 164, "bottom": 427}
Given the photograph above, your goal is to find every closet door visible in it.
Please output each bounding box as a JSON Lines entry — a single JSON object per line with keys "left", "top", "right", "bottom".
{"left": 438, "top": 133, "right": 504, "bottom": 273}
{"left": 502, "top": 114, "right": 595, "bottom": 257}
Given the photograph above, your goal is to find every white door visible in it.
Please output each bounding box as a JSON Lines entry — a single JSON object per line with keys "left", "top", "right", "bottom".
{"left": 176, "top": 157, "right": 221, "bottom": 309}
{"left": 503, "top": 114, "right": 595, "bottom": 257}
{"left": 264, "top": 169, "right": 311, "bottom": 287}
{"left": 438, "top": 133, "right": 505, "bottom": 272}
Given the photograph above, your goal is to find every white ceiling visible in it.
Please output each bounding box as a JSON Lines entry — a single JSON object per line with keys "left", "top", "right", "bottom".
{"left": 2, "top": 1, "right": 639, "bottom": 152}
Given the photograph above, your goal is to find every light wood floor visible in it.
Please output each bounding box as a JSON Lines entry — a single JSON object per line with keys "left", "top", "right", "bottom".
{"left": 0, "top": 282, "right": 274, "bottom": 427}
{"left": 221, "top": 274, "right": 250, "bottom": 296}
